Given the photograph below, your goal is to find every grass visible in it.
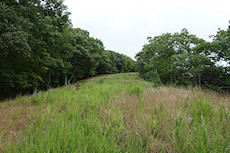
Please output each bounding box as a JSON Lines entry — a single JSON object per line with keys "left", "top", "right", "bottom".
{"left": 0, "top": 73, "right": 229, "bottom": 152}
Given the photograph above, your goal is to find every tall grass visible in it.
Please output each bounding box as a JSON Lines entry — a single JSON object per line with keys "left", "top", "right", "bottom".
{"left": 0, "top": 73, "right": 229, "bottom": 152}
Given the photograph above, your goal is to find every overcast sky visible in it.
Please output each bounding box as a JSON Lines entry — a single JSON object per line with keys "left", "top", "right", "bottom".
{"left": 63, "top": 0, "right": 230, "bottom": 59}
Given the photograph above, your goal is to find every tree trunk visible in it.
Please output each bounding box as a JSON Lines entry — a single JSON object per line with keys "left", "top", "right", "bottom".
{"left": 65, "top": 74, "right": 68, "bottom": 86}
{"left": 68, "top": 70, "right": 76, "bottom": 85}
{"left": 199, "top": 72, "right": 201, "bottom": 89}
{"left": 47, "top": 70, "right": 51, "bottom": 89}
{"left": 34, "top": 86, "right": 38, "bottom": 94}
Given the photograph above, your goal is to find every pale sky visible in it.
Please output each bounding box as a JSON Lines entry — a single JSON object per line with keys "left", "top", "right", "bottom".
{"left": 63, "top": 0, "right": 230, "bottom": 59}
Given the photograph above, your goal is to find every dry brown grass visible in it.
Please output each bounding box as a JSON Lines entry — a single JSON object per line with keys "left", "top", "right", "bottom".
{"left": 0, "top": 103, "right": 36, "bottom": 151}
{"left": 143, "top": 86, "right": 229, "bottom": 113}
{"left": 107, "top": 86, "right": 229, "bottom": 152}
{"left": 115, "top": 86, "right": 229, "bottom": 119}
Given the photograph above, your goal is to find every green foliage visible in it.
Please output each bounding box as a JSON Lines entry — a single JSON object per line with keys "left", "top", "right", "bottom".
{"left": 0, "top": 1, "right": 135, "bottom": 100}
{"left": 106, "top": 50, "right": 136, "bottom": 73}
{"left": 136, "top": 27, "right": 230, "bottom": 91}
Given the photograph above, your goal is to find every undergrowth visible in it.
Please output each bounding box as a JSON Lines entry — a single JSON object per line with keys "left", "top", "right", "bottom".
{"left": 0, "top": 73, "right": 229, "bottom": 153}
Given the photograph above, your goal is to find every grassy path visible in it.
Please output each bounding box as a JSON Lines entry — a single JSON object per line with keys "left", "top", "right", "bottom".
{"left": 0, "top": 73, "right": 229, "bottom": 152}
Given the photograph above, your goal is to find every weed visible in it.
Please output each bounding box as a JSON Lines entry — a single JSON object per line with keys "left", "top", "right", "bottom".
{"left": 12, "top": 113, "right": 18, "bottom": 121}
{"left": 0, "top": 73, "right": 229, "bottom": 152}
{"left": 75, "top": 81, "right": 81, "bottom": 89}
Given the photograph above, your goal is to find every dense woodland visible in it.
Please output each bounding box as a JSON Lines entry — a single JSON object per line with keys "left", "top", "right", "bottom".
{"left": 136, "top": 27, "right": 230, "bottom": 92}
{"left": 0, "top": 0, "right": 229, "bottom": 100}
{"left": 0, "top": 0, "right": 135, "bottom": 99}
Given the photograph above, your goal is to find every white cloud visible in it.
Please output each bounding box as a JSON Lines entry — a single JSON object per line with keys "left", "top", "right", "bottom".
{"left": 64, "top": 0, "right": 230, "bottom": 59}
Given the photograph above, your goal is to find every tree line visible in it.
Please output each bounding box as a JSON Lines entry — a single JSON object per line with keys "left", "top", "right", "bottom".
{"left": 136, "top": 26, "right": 230, "bottom": 92}
{"left": 0, "top": 0, "right": 135, "bottom": 99}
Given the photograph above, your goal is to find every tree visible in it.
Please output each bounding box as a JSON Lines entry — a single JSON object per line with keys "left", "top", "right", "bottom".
{"left": 0, "top": 2, "right": 48, "bottom": 97}
{"left": 0, "top": 0, "right": 136, "bottom": 100}
{"left": 0, "top": 0, "right": 70, "bottom": 98}
{"left": 136, "top": 28, "right": 229, "bottom": 91}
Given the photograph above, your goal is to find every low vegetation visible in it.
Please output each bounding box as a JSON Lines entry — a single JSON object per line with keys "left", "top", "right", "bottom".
{"left": 1, "top": 73, "right": 229, "bottom": 152}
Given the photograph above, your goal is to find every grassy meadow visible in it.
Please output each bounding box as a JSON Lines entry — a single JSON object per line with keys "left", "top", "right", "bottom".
{"left": 0, "top": 73, "right": 229, "bottom": 152}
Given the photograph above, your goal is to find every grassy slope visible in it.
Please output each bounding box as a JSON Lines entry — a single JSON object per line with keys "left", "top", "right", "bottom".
{"left": 0, "top": 73, "right": 229, "bottom": 152}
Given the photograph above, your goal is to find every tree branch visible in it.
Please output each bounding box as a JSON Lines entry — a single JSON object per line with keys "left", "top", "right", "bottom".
{"left": 0, "top": 0, "right": 26, "bottom": 6}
